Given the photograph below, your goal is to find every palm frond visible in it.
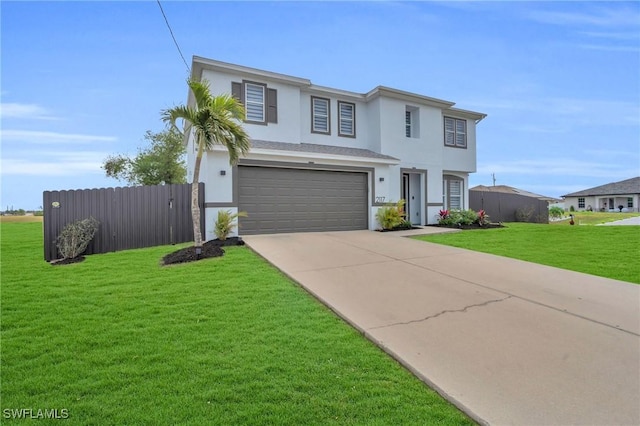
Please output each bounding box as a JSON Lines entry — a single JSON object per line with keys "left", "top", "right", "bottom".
{"left": 188, "top": 79, "right": 214, "bottom": 110}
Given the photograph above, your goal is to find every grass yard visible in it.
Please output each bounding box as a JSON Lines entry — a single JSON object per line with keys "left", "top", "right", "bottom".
{"left": 414, "top": 223, "right": 640, "bottom": 284}
{"left": 1, "top": 222, "right": 473, "bottom": 425}
{"left": 550, "top": 211, "right": 640, "bottom": 226}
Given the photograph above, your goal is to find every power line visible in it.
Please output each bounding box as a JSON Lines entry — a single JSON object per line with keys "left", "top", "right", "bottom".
{"left": 156, "top": 0, "right": 190, "bottom": 73}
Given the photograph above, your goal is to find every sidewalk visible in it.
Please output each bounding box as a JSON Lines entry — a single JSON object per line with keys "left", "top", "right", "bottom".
{"left": 244, "top": 230, "right": 640, "bottom": 425}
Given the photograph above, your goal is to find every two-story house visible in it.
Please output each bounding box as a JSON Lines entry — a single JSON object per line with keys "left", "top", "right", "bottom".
{"left": 186, "top": 56, "right": 486, "bottom": 238}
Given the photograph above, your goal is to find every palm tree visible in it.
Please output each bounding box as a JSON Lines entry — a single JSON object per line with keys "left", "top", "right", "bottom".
{"left": 162, "top": 79, "right": 250, "bottom": 249}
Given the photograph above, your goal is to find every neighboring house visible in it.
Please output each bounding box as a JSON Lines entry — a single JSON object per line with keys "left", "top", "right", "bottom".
{"left": 562, "top": 177, "right": 640, "bottom": 213}
{"left": 187, "top": 57, "right": 486, "bottom": 237}
{"left": 470, "top": 185, "right": 560, "bottom": 223}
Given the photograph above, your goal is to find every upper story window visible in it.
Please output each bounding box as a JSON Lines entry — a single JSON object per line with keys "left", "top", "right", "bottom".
{"left": 406, "top": 111, "right": 412, "bottom": 137}
{"left": 338, "top": 101, "right": 355, "bottom": 137}
{"left": 245, "top": 83, "right": 265, "bottom": 122}
{"left": 444, "top": 117, "right": 466, "bottom": 148}
{"left": 406, "top": 106, "right": 419, "bottom": 138}
{"left": 311, "top": 96, "right": 330, "bottom": 134}
{"left": 231, "top": 80, "right": 277, "bottom": 125}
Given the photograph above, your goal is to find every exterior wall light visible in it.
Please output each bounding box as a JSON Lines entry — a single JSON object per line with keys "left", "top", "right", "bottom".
{"left": 220, "top": 170, "right": 226, "bottom": 176}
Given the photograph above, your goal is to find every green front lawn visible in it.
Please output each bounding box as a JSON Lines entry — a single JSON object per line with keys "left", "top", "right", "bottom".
{"left": 550, "top": 211, "right": 640, "bottom": 226}
{"left": 414, "top": 223, "right": 640, "bottom": 284}
{"left": 1, "top": 222, "right": 473, "bottom": 425}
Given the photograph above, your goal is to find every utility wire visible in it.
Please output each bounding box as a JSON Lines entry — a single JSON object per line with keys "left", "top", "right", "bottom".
{"left": 156, "top": 0, "right": 190, "bottom": 73}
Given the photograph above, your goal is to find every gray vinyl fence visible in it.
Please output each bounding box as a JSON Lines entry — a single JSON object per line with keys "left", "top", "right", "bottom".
{"left": 470, "top": 190, "right": 549, "bottom": 224}
{"left": 43, "top": 183, "right": 204, "bottom": 261}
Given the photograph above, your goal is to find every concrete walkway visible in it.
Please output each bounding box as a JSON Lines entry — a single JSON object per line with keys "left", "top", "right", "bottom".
{"left": 600, "top": 216, "right": 640, "bottom": 226}
{"left": 244, "top": 229, "right": 640, "bottom": 425}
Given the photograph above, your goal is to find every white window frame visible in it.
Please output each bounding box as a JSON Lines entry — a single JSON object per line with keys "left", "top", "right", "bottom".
{"left": 444, "top": 117, "right": 467, "bottom": 148}
{"left": 311, "top": 97, "right": 330, "bottom": 134}
{"left": 338, "top": 101, "right": 355, "bottom": 137}
{"left": 245, "top": 83, "right": 265, "bottom": 123}
{"left": 443, "top": 176, "right": 464, "bottom": 210}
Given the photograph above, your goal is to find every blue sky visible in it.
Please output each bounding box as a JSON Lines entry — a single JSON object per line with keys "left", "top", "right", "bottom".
{"left": 2, "top": 1, "right": 639, "bottom": 210}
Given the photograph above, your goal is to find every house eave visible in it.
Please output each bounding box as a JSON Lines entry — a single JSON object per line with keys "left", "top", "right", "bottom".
{"left": 192, "top": 56, "right": 311, "bottom": 88}
{"left": 209, "top": 145, "right": 401, "bottom": 166}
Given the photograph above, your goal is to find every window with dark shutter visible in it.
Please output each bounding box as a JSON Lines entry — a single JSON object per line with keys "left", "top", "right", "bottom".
{"left": 231, "top": 81, "right": 277, "bottom": 125}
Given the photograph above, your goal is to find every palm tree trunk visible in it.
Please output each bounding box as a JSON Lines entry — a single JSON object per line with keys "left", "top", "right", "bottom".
{"left": 191, "top": 150, "right": 204, "bottom": 248}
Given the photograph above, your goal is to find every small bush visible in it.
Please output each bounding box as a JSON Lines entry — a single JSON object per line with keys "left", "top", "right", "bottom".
{"left": 56, "top": 217, "right": 99, "bottom": 259}
{"left": 515, "top": 206, "right": 535, "bottom": 222}
{"left": 376, "top": 200, "right": 406, "bottom": 230}
{"left": 214, "top": 210, "right": 247, "bottom": 241}
{"left": 569, "top": 205, "right": 575, "bottom": 212}
{"left": 459, "top": 209, "right": 477, "bottom": 226}
{"left": 438, "top": 209, "right": 483, "bottom": 227}
{"left": 549, "top": 206, "right": 564, "bottom": 219}
{"left": 477, "top": 209, "right": 490, "bottom": 226}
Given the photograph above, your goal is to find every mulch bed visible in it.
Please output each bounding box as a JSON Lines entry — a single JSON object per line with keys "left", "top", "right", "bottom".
{"left": 377, "top": 225, "right": 422, "bottom": 232}
{"left": 162, "top": 237, "right": 245, "bottom": 266}
{"left": 432, "top": 223, "right": 504, "bottom": 230}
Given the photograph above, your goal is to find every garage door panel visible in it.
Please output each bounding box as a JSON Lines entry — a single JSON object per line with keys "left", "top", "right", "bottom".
{"left": 238, "top": 166, "right": 368, "bottom": 234}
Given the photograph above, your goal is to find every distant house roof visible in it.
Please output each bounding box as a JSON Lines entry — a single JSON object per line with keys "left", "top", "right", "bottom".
{"left": 249, "top": 139, "right": 400, "bottom": 162}
{"left": 470, "top": 185, "right": 561, "bottom": 203}
{"left": 562, "top": 177, "right": 640, "bottom": 197}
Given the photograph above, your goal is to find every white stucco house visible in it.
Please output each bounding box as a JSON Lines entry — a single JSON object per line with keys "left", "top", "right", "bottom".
{"left": 562, "top": 177, "right": 640, "bottom": 213}
{"left": 185, "top": 56, "right": 486, "bottom": 238}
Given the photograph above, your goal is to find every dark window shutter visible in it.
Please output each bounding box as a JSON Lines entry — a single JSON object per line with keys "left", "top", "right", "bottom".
{"left": 231, "top": 82, "right": 243, "bottom": 103}
{"left": 267, "top": 88, "right": 277, "bottom": 123}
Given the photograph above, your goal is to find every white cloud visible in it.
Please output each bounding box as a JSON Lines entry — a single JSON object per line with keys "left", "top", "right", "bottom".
{"left": 1, "top": 151, "right": 107, "bottom": 176}
{"left": 527, "top": 6, "right": 640, "bottom": 28}
{"left": 463, "top": 97, "right": 640, "bottom": 127}
{"left": 477, "top": 158, "right": 637, "bottom": 180}
{"left": 1, "top": 129, "right": 117, "bottom": 143}
{"left": 0, "top": 103, "right": 59, "bottom": 120}
{"left": 578, "top": 44, "right": 640, "bottom": 53}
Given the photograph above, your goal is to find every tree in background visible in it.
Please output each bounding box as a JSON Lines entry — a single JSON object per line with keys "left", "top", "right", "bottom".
{"left": 102, "top": 127, "right": 186, "bottom": 186}
{"left": 162, "top": 79, "right": 250, "bottom": 249}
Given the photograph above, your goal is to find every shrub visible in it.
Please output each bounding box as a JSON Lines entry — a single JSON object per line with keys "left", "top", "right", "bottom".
{"left": 56, "top": 217, "right": 99, "bottom": 259}
{"left": 549, "top": 206, "right": 564, "bottom": 219}
{"left": 376, "top": 200, "right": 406, "bottom": 230}
{"left": 438, "top": 209, "right": 482, "bottom": 227}
{"left": 477, "top": 209, "right": 490, "bottom": 226}
{"left": 214, "top": 210, "right": 247, "bottom": 241}
{"left": 459, "top": 209, "right": 477, "bottom": 226}
{"left": 569, "top": 205, "right": 575, "bottom": 212}
{"left": 515, "top": 206, "right": 535, "bottom": 222}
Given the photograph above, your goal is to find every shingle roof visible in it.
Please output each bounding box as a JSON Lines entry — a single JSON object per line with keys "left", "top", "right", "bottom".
{"left": 562, "top": 177, "right": 640, "bottom": 197}
{"left": 250, "top": 139, "right": 399, "bottom": 161}
{"left": 470, "top": 185, "right": 561, "bottom": 202}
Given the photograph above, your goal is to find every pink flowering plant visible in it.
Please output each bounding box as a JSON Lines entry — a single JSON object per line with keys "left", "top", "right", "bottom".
{"left": 477, "top": 209, "right": 490, "bottom": 226}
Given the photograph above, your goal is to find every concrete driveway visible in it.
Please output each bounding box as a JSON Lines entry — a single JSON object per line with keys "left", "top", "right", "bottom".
{"left": 244, "top": 229, "right": 640, "bottom": 425}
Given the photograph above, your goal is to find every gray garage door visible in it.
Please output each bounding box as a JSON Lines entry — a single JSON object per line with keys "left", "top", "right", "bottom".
{"left": 238, "top": 166, "right": 368, "bottom": 234}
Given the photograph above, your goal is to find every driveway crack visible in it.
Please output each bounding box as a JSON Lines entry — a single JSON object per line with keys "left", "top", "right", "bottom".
{"left": 370, "top": 295, "right": 513, "bottom": 330}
